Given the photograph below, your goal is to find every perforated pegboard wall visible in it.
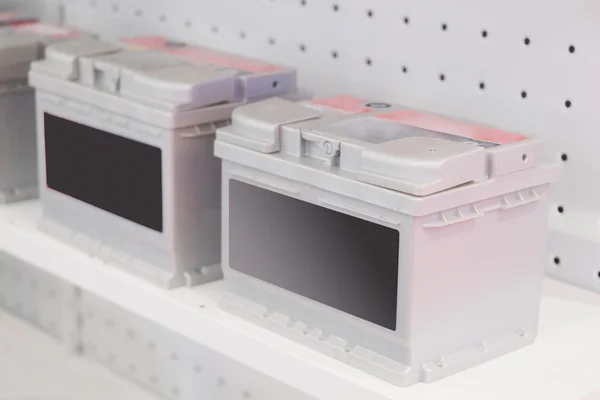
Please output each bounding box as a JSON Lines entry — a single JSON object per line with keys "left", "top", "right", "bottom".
{"left": 59, "top": 0, "right": 600, "bottom": 292}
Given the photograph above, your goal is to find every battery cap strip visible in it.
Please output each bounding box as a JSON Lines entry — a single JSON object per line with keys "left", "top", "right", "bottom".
{"left": 218, "top": 97, "right": 322, "bottom": 153}
{"left": 119, "top": 36, "right": 296, "bottom": 101}
{"left": 11, "top": 22, "right": 81, "bottom": 40}
{"left": 121, "top": 36, "right": 284, "bottom": 73}
{"left": 357, "top": 136, "right": 487, "bottom": 196}
{"left": 376, "top": 109, "right": 527, "bottom": 145}
{"left": 308, "top": 95, "right": 373, "bottom": 113}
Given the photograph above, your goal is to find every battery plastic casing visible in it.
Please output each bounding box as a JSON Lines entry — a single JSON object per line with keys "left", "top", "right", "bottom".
{"left": 29, "top": 36, "right": 297, "bottom": 288}
{"left": 215, "top": 95, "right": 561, "bottom": 386}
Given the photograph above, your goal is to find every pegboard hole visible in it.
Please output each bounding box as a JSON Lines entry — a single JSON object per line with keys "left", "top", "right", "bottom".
{"left": 268, "top": 37, "right": 276, "bottom": 45}
{"left": 403, "top": 16, "right": 410, "bottom": 25}
{"left": 272, "top": 80, "right": 279, "bottom": 88}
{"left": 333, "top": 3, "right": 339, "bottom": 12}
{"left": 402, "top": 65, "right": 408, "bottom": 73}
{"left": 193, "top": 365, "right": 203, "bottom": 374}
{"left": 558, "top": 205, "right": 564, "bottom": 214}
{"left": 300, "top": 0, "right": 307, "bottom": 6}
{"left": 185, "top": 20, "right": 193, "bottom": 28}
{"left": 170, "top": 353, "right": 179, "bottom": 362}
{"left": 299, "top": 44, "right": 307, "bottom": 52}
{"left": 479, "top": 81, "right": 485, "bottom": 90}
{"left": 111, "top": 4, "right": 119, "bottom": 13}
{"left": 239, "top": 31, "right": 247, "bottom": 39}
{"left": 569, "top": 45, "right": 576, "bottom": 54}
{"left": 429, "top": 148, "right": 437, "bottom": 152}
{"left": 211, "top": 25, "right": 219, "bottom": 33}
{"left": 524, "top": 37, "right": 530, "bottom": 46}
{"left": 243, "top": 391, "right": 252, "bottom": 399}
{"left": 561, "top": 153, "right": 568, "bottom": 162}
{"left": 159, "top": 14, "right": 167, "bottom": 22}
{"left": 565, "top": 100, "right": 572, "bottom": 108}
{"left": 481, "top": 30, "right": 488, "bottom": 38}
{"left": 367, "top": 9, "right": 374, "bottom": 18}
{"left": 441, "top": 23, "right": 448, "bottom": 31}
{"left": 331, "top": 50, "right": 339, "bottom": 59}
{"left": 217, "top": 377, "right": 227, "bottom": 387}
{"left": 89, "top": 0, "right": 98, "bottom": 8}
{"left": 522, "top": 154, "right": 528, "bottom": 162}
{"left": 553, "top": 257, "right": 561, "bottom": 266}
{"left": 365, "top": 57, "right": 373, "bottom": 66}
{"left": 439, "top": 73, "right": 446, "bottom": 82}
{"left": 134, "top": 9, "right": 143, "bottom": 17}
{"left": 521, "top": 91, "right": 528, "bottom": 99}
{"left": 597, "top": 271, "right": 600, "bottom": 279}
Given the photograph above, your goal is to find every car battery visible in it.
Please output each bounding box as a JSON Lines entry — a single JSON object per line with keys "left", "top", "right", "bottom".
{"left": 215, "top": 95, "right": 561, "bottom": 386}
{"left": 28, "top": 36, "right": 297, "bottom": 288}
{"left": 0, "top": 21, "right": 82, "bottom": 203}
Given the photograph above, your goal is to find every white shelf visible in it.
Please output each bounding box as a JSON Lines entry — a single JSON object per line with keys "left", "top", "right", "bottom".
{"left": 1, "top": 200, "right": 600, "bottom": 400}
{"left": 0, "top": 308, "right": 160, "bottom": 400}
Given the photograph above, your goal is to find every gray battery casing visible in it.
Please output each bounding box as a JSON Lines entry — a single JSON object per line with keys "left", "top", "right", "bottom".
{"left": 215, "top": 96, "right": 561, "bottom": 386}
{"left": 29, "top": 37, "right": 296, "bottom": 288}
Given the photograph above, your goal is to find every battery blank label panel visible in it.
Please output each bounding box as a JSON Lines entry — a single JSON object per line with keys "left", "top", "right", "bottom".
{"left": 228, "top": 179, "right": 399, "bottom": 330}
{"left": 44, "top": 113, "right": 163, "bottom": 232}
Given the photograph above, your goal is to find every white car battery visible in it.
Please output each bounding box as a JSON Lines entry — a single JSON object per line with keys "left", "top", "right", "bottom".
{"left": 0, "top": 21, "right": 82, "bottom": 203}
{"left": 28, "top": 36, "right": 297, "bottom": 288}
{"left": 215, "top": 95, "right": 561, "bottom": 386}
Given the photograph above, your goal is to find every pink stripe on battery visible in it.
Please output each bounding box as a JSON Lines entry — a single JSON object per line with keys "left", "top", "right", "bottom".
{"left": 0, "top": 12, "right": 15, "bottom": 21}
{"left": 309, "top": 95, "right": 373, "bottom": 114}
{"left": 167, "top": 47, "right": 282, "bottom": 74}
{"left": 11, "top": 22, "right": 80, "bottom": 39}
{"left": 120, "top": 36, "right": 282, "bottom": 73}
{"left": 376, "top": 110, "right": 528, "bottom": 144}
{"left": 120, "top": 36, "right": 169, "bottom": 49}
